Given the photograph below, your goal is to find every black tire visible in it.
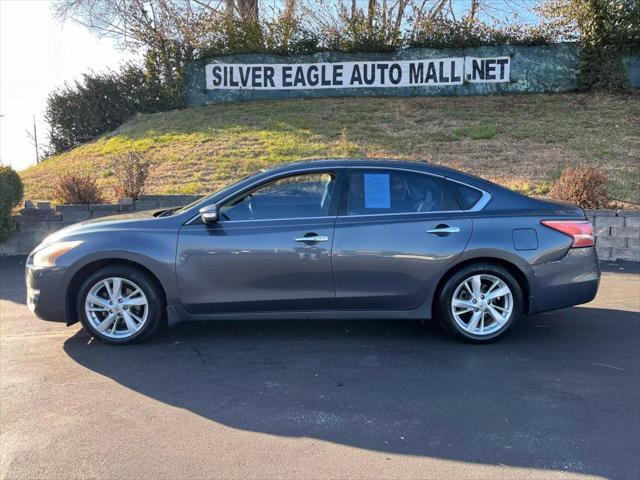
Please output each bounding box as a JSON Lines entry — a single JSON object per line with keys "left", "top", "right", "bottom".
{"left": 76, "top": 265, "right": 164, "bottom": 345}
{"left": 436, "top": 263, "right": 523, "bottom": 343}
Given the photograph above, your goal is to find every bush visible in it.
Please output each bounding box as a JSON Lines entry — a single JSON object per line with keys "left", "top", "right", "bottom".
{"left": 198, "top": 9, "right": 553, "bottom": 59}
{"left": 538, "top": 0, "right": 640, "bottom": 91}
{"left": 579, "top": 45, "right": 631, "bottom": 91}
{"left": 53, "top": 172, "right": 104, "bottom": 205}
{"left": 410, "top": 17, "right": 552, "bottom": 49}
{"left": 199, "top": 16, "right": 320, "bottom": 58}
{"left": 549, "top": 165, "right": 609, "bottom": 208}
{"left": 46, "top": 61, "right": 185, "bottom": 155}
{"left": 111, "top": 152, "right": 154, "bottom": 201}
{"left": 0, "top": 166, "right": 24, "bottom": 242}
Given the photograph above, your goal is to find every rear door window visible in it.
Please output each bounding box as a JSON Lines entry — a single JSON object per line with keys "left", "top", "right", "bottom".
{"left": 345, "top": 170, "right": 458, "bottom": 215}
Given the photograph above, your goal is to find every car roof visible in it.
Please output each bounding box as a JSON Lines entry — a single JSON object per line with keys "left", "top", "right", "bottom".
{"left": 263, "top": 158, "right": 492, "bottom": 187}
{"left": 260, "top": 159, "right": 579, "bottom": 215}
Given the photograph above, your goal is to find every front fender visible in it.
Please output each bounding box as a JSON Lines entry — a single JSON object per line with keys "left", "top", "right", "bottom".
{"left": 56, "top": 228, "right": 179, "bottom": 325}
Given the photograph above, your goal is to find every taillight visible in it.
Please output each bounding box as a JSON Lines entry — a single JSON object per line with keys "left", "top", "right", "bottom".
{"left": 541, "top": 220, "right": 594, "bottom": 248}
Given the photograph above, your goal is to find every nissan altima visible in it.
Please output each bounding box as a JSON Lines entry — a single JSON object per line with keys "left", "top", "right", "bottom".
{"left": 26, "top": 159, "right": 600, "bottom": 344}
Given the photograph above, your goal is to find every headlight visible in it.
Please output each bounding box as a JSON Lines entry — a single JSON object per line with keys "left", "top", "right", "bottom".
{"left": 32, "top": 241, "right": 83, "bottom": 267}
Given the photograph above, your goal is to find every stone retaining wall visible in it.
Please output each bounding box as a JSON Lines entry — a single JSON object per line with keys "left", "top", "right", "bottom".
{"left": 0, "top": 195, "right": 202, "bottom": 256}
{"left": 586, "top": 209, "right": 640, "bottom": 262}
{"left": 1, "top": 198, "right": 638, "bottom": 261}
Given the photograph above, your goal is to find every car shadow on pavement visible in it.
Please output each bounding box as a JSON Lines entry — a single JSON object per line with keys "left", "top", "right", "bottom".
{"left": 63, "top": 307, "right": 640, "bottom": 478}
{"left": 0, "top": 256, "right": 26, "bottom": 305}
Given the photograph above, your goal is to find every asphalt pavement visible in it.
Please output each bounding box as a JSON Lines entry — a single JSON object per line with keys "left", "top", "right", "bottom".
{"left": 1, "top": 256, "right": 639, "bottom": 479}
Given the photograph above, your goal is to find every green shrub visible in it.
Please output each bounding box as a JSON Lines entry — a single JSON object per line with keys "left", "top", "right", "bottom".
{"left": 198, "top": 10, "right": 553, "bottom": 59}
{"left": 0, "top": 166, "right": 24, "bottom": 242}
{"left": 539, "top": 0, "right": 640, "bottom": 91}
{"left": 199, "top": 16, "right": 320, "bottom": 58}
{"left": 46, "top": 61, "right": 185, "bottom": 155}
{"left": 410, "top": 17, "right": 553, "bottom": 49}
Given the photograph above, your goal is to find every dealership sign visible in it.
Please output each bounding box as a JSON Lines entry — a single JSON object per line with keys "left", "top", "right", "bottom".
{"left": 205, "top": 57, "right": 510, "bottom": 90}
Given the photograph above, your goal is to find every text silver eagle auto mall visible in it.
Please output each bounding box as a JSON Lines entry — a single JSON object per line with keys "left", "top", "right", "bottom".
{"left": 205, "top": 57, "right": 510, "bottom": 90}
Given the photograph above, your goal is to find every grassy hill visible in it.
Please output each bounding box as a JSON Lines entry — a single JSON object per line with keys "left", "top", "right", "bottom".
{"left": 21, "top": 92, "right": 640, "bottom": 205}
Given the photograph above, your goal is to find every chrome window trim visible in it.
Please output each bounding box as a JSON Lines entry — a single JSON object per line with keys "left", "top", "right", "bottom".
{"left": 446, "top": 177, "right": 492, "bottom": 212}
{"left": 185, "top": 164, "right": 491, "bottom": 225}
{"left": 338, "top": 209, "right": 465, "bottom": 220}
{"left": 203, "top": 215, "right": 338, "bottom": 226}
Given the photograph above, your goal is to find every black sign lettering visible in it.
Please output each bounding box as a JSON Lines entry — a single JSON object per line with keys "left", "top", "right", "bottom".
{"left": 206, "top": 57, "right": 508, "bottom": 89}
{"left": 485, "top": 59, "right": 496, "bottom": 80}
{"left": 376, "top": 64, "right": 389, "bottom": 85}
{"left": 472, "top": 59, "right": 484, "bottom": 80}
{"left": 350, "top": 64, "right": 363, "bottom": 85}
{"left": 389, "top": 63, "right": 401, "bottom": 84}
{"left": 293, "top": 66, "right": 306, "bottom": 87}
{"left": 438, "top": 61, "right": 449, "bottom": 83}
{"left": 282, "top": 66, "right": 293, "bottom": 87}
{"left": 307, "top": 65, "right": 319, "bottom": 86}
{"left": 426, "top": 62, "right": 437, "bottom": 83}
{"left": 409, "top": 63, "right": 423, "bottom": 84}
{"left": 211, "top": 66, "right": 222, "bottom": 87}
{"left": 264, "top": 66, "right": 275, "bottom": 87}
{"left": 450, "top": 60, "right": 461, "bottom": 82}
{"left": 333, "top": 65, "right": 344, "bottom": 86}
{"left": 497, "top": 58, "right": 509, "bottom": 80}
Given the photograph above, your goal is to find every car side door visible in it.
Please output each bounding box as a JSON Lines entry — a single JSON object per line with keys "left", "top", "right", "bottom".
{"left": 331, "top": 167, "right": 473, "bottom": 310}
{"left": 176, "top": 169, "right": 343, "bottom": 314}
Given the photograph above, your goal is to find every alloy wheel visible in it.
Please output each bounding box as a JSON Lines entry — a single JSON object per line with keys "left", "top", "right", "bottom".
{"left": 451, "top": 274, "right": 513, "bottom": 336}
{"left": 84, "top": 277, "right": 149, "bottom": 339}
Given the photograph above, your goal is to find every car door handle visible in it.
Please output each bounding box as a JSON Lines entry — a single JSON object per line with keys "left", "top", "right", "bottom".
{"left": 295, "top": 235, "right": 329, "bottom": 243}
{"left": 427, "top": 225, "right": 460, "bottom": 234}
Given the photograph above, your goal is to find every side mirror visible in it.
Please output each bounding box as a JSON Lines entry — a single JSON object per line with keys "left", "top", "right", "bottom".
{"left": 199, "top": 205, "right": 219, "bottom": 224}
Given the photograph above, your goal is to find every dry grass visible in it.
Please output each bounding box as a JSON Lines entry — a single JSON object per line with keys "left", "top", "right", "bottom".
{"left": 21, "top": 92, "right": 640, "bottom": 204}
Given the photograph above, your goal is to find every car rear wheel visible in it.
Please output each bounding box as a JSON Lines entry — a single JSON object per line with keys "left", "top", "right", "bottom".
{"left": 77, "top": 265, "right": 164, "bottom": 344}
{"left": 437, "top": 263, "right": 523, "bottom": 343}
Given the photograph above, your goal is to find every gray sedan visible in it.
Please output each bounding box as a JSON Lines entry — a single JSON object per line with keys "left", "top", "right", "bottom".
{"left": 25, "top": 159, "right": 600, "bottom": 344}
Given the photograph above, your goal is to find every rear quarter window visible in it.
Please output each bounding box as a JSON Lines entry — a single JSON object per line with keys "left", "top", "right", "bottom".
{"left": 448, "top": 181, "right": 483, "bottom": 210}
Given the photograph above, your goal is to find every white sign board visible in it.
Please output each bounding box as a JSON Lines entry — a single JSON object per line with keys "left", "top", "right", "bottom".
{"left": 205, "top": 57, "right": 510, "bottom": 90}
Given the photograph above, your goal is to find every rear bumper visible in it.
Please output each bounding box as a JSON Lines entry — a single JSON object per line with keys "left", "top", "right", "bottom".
{"left": 528, "top": 247, "right": 600, "bottom": 315}
{"left": 25, "top": 264, "right": 69, "bottom": 323}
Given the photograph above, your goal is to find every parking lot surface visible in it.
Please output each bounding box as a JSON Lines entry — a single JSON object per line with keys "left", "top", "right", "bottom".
{"left": 1, "top": 256, "right": 639, "bottom": 480}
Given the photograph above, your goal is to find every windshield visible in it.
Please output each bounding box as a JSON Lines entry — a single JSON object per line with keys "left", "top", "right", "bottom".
{"left": 170, "top": 170, "right": 265, "bottom": 216}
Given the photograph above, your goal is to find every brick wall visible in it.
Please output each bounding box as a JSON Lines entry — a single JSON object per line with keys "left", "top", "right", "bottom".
{"left": 1, "top": 200, "right": 639, "bottom": 261}
{"left": 586, "top": 210, "right": 640, "bottom": 262}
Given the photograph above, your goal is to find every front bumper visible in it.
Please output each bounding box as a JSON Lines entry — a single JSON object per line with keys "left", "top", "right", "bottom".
{"left": 25, "top": 264, "right": 69, "bottom": 323}
{"left": 529, "top": 247, "right": 600, "bottom": 315}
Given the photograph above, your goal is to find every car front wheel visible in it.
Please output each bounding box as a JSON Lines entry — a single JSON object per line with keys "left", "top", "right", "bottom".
{"left": 77, "top": 265, "right": 164, "bottom": 344}
{"left": 437, "top": 263, "right": 523, "bottom": 343}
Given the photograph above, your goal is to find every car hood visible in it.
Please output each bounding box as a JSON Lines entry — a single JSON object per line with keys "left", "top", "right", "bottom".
{"left": 79, "top": 209, "right": 163, "bottom": 225}
{"left": 42, "top": 209, "right": 167, "bottom": 245}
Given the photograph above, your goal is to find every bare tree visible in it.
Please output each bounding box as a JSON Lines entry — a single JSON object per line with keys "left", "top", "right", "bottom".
{"left": 236, "top": 0, "right": 258, "bottom": 20}
{"left": 466, "top": 0, "right": 479, "bottom": 24}
{"left": 284, "top": 0, "right": 297, "bottom": 18}
{"left": 53, "top": 1, "right": 226, "bottom": 50}
{"left": 52, "top": 0, "right": 231, "bottom": 99}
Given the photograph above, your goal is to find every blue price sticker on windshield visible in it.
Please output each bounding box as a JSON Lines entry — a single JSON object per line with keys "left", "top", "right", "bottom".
{"left": 364, "top": 173, "right": 391, "bottom": 209}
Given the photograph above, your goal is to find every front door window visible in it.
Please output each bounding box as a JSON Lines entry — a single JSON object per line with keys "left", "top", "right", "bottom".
{"left": 220, "top": 172, "right": 336, "bottom": 221}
